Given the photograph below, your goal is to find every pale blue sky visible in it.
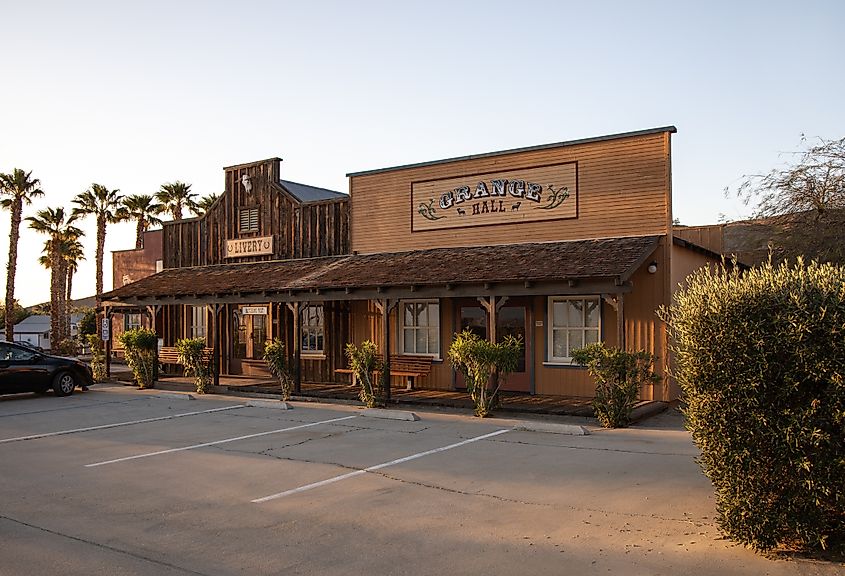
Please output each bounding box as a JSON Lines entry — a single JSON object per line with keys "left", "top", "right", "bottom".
{"left": 1, "top": 0, "right": 843, "bottom": 306}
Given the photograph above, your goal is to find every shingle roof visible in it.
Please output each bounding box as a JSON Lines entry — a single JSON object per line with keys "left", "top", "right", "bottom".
{"left": 279, "top": 180, "right": 346, "bottom": 203}
{"left": 102, "top": 236, "right": 660, "bottom": 302}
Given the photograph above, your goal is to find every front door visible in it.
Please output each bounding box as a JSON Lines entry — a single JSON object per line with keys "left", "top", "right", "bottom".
{"left": 231, "top": 306, "right": 269, "bottom": 374}
{"left": 457, "top": 299, "right": 531, "bottom": 393}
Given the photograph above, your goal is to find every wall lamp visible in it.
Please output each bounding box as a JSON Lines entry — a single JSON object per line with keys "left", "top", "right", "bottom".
{"left": 647, "top": 261, "right": 658, "bottom": 274}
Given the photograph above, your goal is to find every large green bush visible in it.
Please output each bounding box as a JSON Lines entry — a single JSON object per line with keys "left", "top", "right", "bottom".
{"left": 448, "top": 330, "right": 522, "bottom": 418}
{"left": 119, "top": 328, "right": 158, "bottom": 389}
{"left": 661, "top": 259, "right": 844, "bottom": 553}
{"left": 86, "top": 333, "right": 107, "bottom": 382}
{"left": 571, "top": 343, "right": 658, "bottom": 428}
{"left": 345, "top": 340, "right": 383, "bottom": 408}
{"left": 176, "top": 337, "right": 211, "bottom": 394}
{"left": 263, "top": 338, "right": 293, "bottom": 400}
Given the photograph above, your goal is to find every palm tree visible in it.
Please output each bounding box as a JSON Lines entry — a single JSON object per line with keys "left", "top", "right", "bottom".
{"left": 27, "top": 208, "right": 82, "bottom": 349}
{"left": 72, "top": 184, "right": 126, "bottom": 298}
{"left": 122, "top": 194, "right": 163, "bottom": 249}
{"left": 190, "top": 193, "right": 220, "bottom": 217}
{"left": 156, "top": 181, "right": 196, "bottom": 221}
{"left": 0, "top": 169, "right": 44, "bottom": 341}
{"left": 37, "top": 231, "right": 84, "bottom": 342}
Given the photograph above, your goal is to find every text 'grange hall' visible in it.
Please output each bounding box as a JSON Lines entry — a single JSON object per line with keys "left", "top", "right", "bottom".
{"left": 104, "top": 126, "right": 723, "bottom": 402}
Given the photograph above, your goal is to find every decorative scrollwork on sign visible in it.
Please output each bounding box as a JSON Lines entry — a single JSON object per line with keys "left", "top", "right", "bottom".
{"left": 538, "top": 184, "right": 570, "bottom": 210}
{"left": 418, "top": 198, "right": 445, "bottom": 221}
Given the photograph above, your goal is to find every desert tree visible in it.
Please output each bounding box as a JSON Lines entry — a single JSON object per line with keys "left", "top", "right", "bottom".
{"left": 72, "top": 184, "right": 127, "bottom": 298}
{"left": 27, "top": 208, "right": 82, "bottom": 348}
{"left": 735, "top": 136, "right": 845, "bottom": 263}
{"left": 190, "top": 192, "right": 220, "bottom": 217}
{"left": 0, "top": 168, "right": 44, "bottom": 340}
{"left": 122, "top": 194, "right": 163, "bottom": 249}
{"left": 156, "top": 181, "right": 197, "bottom": 221}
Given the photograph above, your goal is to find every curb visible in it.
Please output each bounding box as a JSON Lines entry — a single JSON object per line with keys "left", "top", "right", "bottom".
{"left": 630, "top": 401, "right": 669, "bottom": 424}
{"left": 154, "top": 392, "right": 195, "bottom": 400}
{"left": 361, "top": 408, "right": 420, "bottom": 421}
{"left": 246, "top": 400, "right": 293, "bottom": 410}
{"left": 513, "top": 422, "right": 590, "bottom": 435}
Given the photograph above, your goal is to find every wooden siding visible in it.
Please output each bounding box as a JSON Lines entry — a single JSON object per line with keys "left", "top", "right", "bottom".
{"left": 163, "top": 158, "right": 349, "bottom": 269}
{"left": 351, "top": 132, "right": 671, "bottom": 253}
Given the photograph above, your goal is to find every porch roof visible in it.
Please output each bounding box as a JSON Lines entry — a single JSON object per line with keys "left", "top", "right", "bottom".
{"left": 101, "top": 235, "right": 661, "bottom": 306}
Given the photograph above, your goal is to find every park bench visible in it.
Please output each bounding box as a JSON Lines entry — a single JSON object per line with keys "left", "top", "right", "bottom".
{"left": 158, "top": 346, "right": 214, "bottom": 373}
{"left": 335, "top": 355, "right": 434, "bottom": 390}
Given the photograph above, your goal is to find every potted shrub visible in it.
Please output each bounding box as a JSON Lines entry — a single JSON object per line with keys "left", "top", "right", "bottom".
{"left": 262, "top": 338, "right": 293, "bottom": 400}
{"left": 448, "top": 329, "right": 522, "bottom": 418}
{"left": 176, "top": 337, "right": 211, "bottom": 394}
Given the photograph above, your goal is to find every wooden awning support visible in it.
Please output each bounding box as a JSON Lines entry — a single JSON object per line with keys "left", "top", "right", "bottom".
{"left": 206, "top": 303, "right": 222, "bottom": 388}
{"left": 373, "top": 298, "right": 397, "bottom": 402}
{"left": 286, "top": 302, "right": 301, "bottom": 394}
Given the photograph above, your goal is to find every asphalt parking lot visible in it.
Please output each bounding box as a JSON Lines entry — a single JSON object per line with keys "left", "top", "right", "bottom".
{"left": 0, "top": 384, "right": 840, "bottom": 576}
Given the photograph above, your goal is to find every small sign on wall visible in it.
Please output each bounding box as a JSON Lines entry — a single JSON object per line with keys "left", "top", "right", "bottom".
{"left": 225, "top": 236, "right": 273, "bottom": 258}
{"left": 101, "top": 317, "right": 110, "bottom": 342}
{"left": 241, "top": 306, "right": 268, "bottom": 315}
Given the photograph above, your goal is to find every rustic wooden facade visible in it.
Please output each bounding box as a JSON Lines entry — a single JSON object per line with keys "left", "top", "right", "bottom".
{"left": 104, "top": 127, "right": 723, "bottom": 402}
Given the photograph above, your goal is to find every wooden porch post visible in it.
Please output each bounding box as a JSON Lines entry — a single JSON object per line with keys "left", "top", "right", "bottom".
{"left": 104, "top": 306, "right": 112, "bottom": 378}
{"left": 146, "top": 305, "right": 160, "bottom": 382}
{"left": 616, "top": 293, "right": 625, "bottom": 350}
{"left": 374, "top": 298, "right": 395, "bottom": 402}
{"left": 287, "top": 302, "right": 301, "bottom": 394}
{"left": 208, "top": 303, "right": 221, "bottom": 388}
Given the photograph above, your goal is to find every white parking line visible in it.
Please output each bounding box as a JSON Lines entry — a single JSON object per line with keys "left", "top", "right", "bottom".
{"left": 85, "top": 415, "right": 359, "bottom": 468}
{"left": 252, "top": 428, "right": 511, "bottom": 503}
{"left": 0, "top": 405, "right": 246, "bottom": 444}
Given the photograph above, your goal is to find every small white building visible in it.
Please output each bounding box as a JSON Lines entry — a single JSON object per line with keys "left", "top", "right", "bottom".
{"left": 12, "top": 315, "right": 84, "bottom": 349}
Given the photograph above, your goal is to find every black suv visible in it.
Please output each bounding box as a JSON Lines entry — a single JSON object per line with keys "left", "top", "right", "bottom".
{"left": 0, "top": 341, "right": 93, "bottom": 397}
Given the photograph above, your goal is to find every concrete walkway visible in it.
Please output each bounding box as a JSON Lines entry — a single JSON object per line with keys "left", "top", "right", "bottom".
{"left": 110, "top": 370, "right": 666, "bottom": 424}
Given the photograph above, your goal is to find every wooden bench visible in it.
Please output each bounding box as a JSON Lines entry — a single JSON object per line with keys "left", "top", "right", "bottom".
{"left": 158, "top": 346, "right": 214, "bottom": 373}
{"left": 335, "top": 355, "right": 434, "bottom": 390}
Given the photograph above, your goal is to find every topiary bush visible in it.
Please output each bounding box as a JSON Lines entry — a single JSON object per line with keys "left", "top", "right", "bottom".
{"left": 119, "top": 328, "right": 158, "bottom": 389}
{"left": 571, "top": 343, "right": 658, "bottom": 428}
{"left": 448, "top": 329, "right": 523, "bottom": 418}
{"left": 660, "top": 259, "right": 845, "bottom": 553}
{"left": 176, "top": 337, "right": 211, "bottom": 394}
{"left": 345, "top": 340, "right": 383, "bottom": 408}
{"left": 86, "top": 333, "right": 107, "bottom": 382}
{"left": 263, "top": 338, "right": 293, "bottom": 400}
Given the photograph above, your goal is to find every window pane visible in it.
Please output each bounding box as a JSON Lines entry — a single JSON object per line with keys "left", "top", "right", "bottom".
{"left": 585, "top": 329, "right": 599, "bottom": 345}
{"left": 429, "top": 327, "right": 439, "bottom": 354}
{"left": 404, "top": 304, "right": 414, "bottom": 327}
{"left": 429, "top": 303, "right": 439, "bottom": 327}
{"left": 585, "top": 299, "right": 600, "bottom": 327}
{"left": 568, "top": 329, "right": 583, "bottom": 352}
{"left": 553, "top": 329, "right": 567, "bottom": 358}
{"left": 416, "top": 329, "right": 427, "bottom": 354}
{"left": 567, "top": 301, "right": 584, "bottom": 327}
{"left": 403, "top": 329, "right": 415, "bottom": 353}
{"left": 553, "top": 301, "right": 566, "bottom": 327}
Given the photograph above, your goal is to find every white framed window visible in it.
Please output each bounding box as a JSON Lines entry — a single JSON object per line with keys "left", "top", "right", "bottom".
{"left": 125, "top": 313, "right": 142, "bottom": 331}
{"left": 190, "top": 306, "right": 207, "bottom": 339}
{"left": 301, "top": 305, "right": 324, "bottom": 355}
{"left": 400, "top": 300, "right": 440, "bottom": 357}
{"left": 239, "top": 207, "right": 259, "bottom": 233}
{"left": 548, "top": 296, "right": 600, "bottom": 362}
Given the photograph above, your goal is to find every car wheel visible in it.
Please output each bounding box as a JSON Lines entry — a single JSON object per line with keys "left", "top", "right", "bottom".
{"left": 52, "top": 371, "right": 76, "bottom": 397}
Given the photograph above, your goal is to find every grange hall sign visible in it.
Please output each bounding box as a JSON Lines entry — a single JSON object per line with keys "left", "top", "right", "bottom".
{"left": 225, "top": 235, "right": 274, "bottom": 258}
{"left": 412, "top": 162, "right": 577, "bottom": 232}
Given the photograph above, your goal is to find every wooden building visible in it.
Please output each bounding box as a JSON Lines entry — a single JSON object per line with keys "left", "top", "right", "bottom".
{"left": 103, "top": 126, "right": 721, "bottom": 401}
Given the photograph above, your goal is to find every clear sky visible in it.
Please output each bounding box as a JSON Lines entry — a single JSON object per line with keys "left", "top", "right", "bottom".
{"left": 1, "top": 0, "right": 843, "bottom": 307}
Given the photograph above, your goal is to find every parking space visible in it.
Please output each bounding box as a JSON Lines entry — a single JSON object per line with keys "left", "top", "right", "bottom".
{"left": 0, "top": 385, "right": 836, "bottom": 576}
